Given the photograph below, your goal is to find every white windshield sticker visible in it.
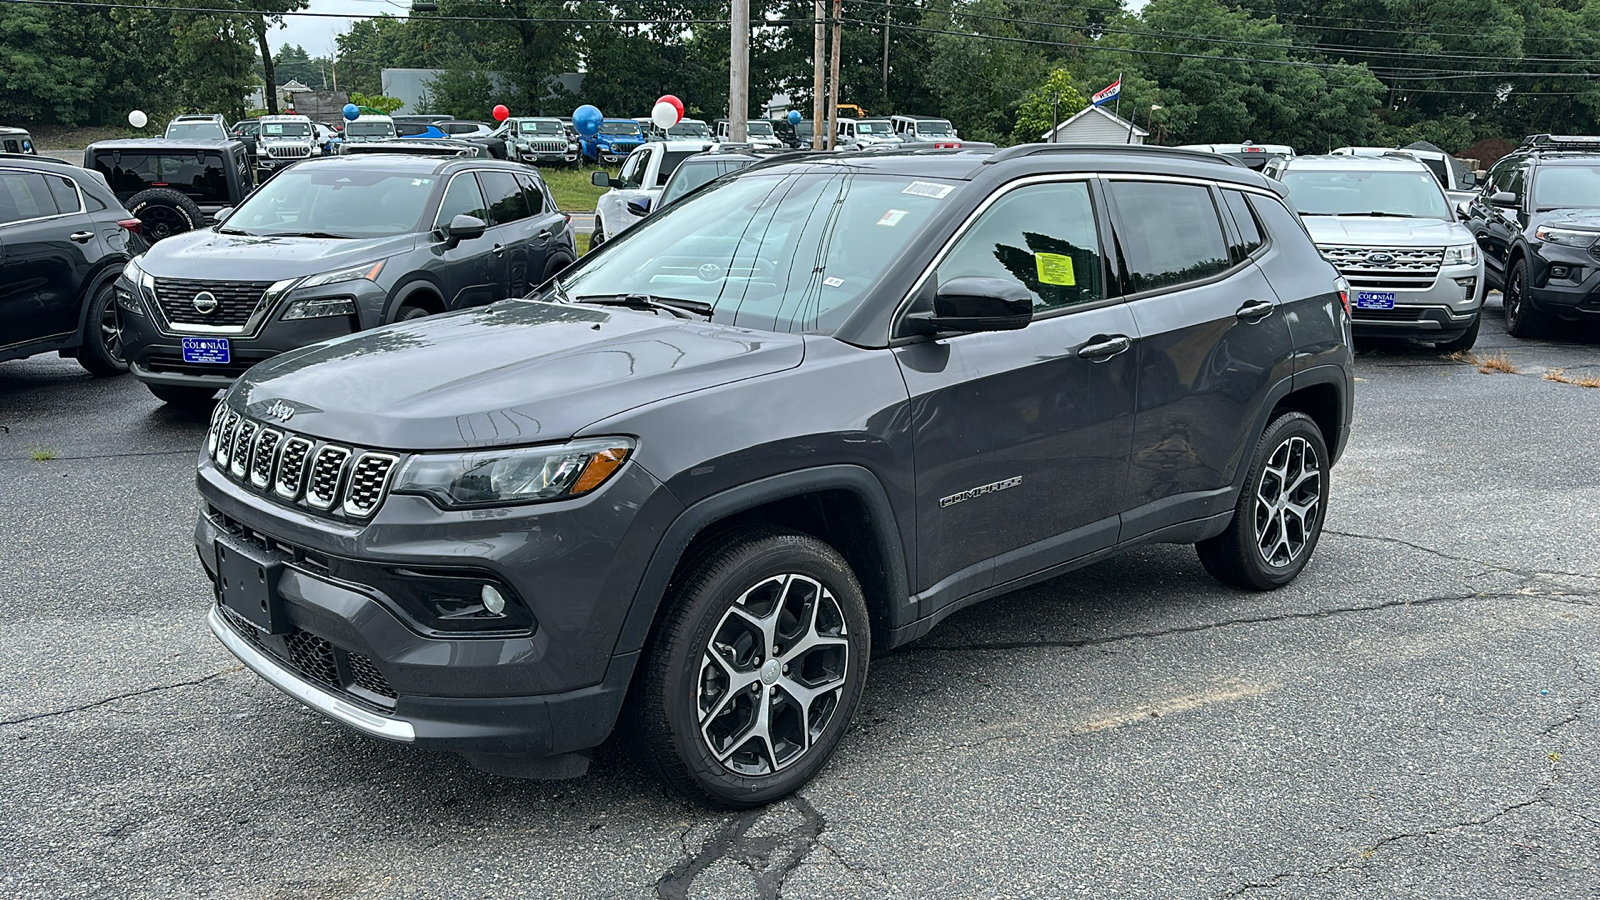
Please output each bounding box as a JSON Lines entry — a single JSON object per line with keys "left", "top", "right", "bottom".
{"left": 903, "top": 181, "right": 953, "bottom": 199}
{"left": 878, "top": 209, "right": 908, "bottom": 227}
{"left": 823, "top": 276, "right": 845, "bottom": 288}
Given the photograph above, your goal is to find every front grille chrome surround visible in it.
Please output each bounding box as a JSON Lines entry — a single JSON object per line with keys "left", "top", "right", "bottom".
{"left": 1319, "top": 245, "right": 1444, "bottom": 289}
{"left": 208, "top": 407, "right": 399, "bottom": 519}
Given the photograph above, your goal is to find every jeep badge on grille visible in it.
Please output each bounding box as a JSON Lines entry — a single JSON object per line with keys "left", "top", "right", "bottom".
{"left": 263, "top": 400, "right": 295, "bottom": 422}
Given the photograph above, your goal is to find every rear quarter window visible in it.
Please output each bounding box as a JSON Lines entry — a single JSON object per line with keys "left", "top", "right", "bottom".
{"left": 1108, "top": 180, "right": 1233, "bottom": 293}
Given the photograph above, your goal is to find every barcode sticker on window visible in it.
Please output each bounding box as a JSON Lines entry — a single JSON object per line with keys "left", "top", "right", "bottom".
{"left": 902, "top": 181, "right": 953, "bottom": 199}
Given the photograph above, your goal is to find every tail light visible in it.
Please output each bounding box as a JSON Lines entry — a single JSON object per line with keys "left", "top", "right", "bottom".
{"left": 934, "top": 141, "right": 961, "bottom": 149}
{"left": 117, "top": 218, "right": 142, "bottom": 234}
{"left": 1335, "top": 276, "right": 1351, "bottom": 317}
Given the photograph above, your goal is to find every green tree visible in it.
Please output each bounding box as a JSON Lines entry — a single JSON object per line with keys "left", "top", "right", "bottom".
{"left": 238, "top": 0, "right": 310, "bottom": 114}
{"left": 349, "top": 92, "right": 404, "bottom": 114}
{"left": 0, "top": 5, "right": 104, "bottom": 125}
{"left": 1016, "top": 69, "right": 1087, "bottom": 142}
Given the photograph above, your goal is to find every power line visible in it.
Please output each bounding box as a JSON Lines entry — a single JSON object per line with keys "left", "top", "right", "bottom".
{"left": 0, "top": 0, "right": 743, "bottom": 25}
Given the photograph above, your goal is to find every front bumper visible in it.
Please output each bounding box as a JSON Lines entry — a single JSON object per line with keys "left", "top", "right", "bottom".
{"left": 519, "top": 149, "right": 579, "bottom": 165}
{"left": 1525, "top": 246, "right": 1600, "bottom": 318}
{"left": 194, "top": 446, "right": 681, "bottom": 756}
{"left": 1345, "top": 262, "right": 1483, "bottom": 339}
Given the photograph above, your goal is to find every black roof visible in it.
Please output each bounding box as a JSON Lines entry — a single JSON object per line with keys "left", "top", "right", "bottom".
{"left": 87, "top": 138, "right": 244, "bottom": 152}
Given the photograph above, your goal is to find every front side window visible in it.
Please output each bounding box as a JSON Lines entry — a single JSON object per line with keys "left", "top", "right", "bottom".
{"left": 1108, "top": 180, "right": 1232, "bottom": 293}
{"left": 435, "top": 172, "right": 489, "bottom": 228}
{"left": 478, "top": 170, "right": 530, "bottom": 225}
{"left": 0, "top": 171, "right": 59, "bottom": 224}
{"left": 553, "top": 171, "right": 954, "bottom": 334}
{"left": 223, "top": 166, "right": 435, "bottom": 237}
{"left": 617, "top": 148, "right": 648, "bottom": 187}
{"left": 937, "top": 181, "right": 1105, "bottom": 312}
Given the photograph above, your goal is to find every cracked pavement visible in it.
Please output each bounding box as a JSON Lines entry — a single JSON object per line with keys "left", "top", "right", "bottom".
{"left": 2, "top": 296, "right": 1597, "bottom": 899}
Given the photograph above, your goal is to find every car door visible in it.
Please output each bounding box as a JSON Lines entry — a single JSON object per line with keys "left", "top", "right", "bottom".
{"left": 1470, "top": 158, "right": 1524, "bottom": 285}
{"left": 602, "top": 145, "right": 653, "bottom": 236}
{"left": 1105, "top": 177, "right": 1296, "bottom": 542}
{"left": 0, "top": 169, "right": 96, "bottom": 351}
{"left": 893, "top": 178, "right": 1138, "bottom": 609}
{"left": 516, "top": 172, "right": 565, "bottom": 281}
{"left": 475, "top": 169, "right": 537, "bottom": 299}
{"left": 428, "top": 170, "right": 498, "bottom": 311}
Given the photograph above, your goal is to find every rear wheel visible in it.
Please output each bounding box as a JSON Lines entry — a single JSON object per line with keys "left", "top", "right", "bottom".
{"left": 1197, "top": 411, "right": 1329, "bottom": 590}
{"left": 633, "top": 526, "right": 871, "bottom": 808}
{"left": 394, "top": 304, "right": 431, "bottom": 322}
{"left": 1503, "top": 258, "right": 1548, "bottom": 338}
{"left": 146, "top": 384, "right": 217, "bottom": 408}
{"left": 77, "top": 282, "right": 128, "bottom": 377}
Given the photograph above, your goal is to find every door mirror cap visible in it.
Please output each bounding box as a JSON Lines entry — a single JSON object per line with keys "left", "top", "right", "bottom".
{"left": 590, "top": 171, "right": 611, "bottom": 188}
{"left": 1488, "top": 190, "right": 1517, "bottom": 207}
{"left": 1456, "top": 199, "right": 1471, "bottom": 218}
{"left": 909, "top": 276, "right": 1034, "bottom": 334}
{"left": 443, "top": 214, "right": 487, "bottom": 242}
{"left": 626, "top": 196, "right": 652, "bottom": 217}
{"left": 1461, "top": 171, "right": 1478, "bottom": 187}
{"left": 214, "top": 207, "right": 234, "bottom": 224}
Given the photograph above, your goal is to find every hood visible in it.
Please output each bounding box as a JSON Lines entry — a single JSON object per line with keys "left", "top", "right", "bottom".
{"left": 141, "top": 231, "right": 419, "bottom": 281}
{"left": 1539, "top": 210, "right": 1600, "bottom": 232}
{"left": 231, "top": 300, "right": 807, "bottom": 450}
{"left": 1302, "top": 216, "right": 1472, "bottom": 247}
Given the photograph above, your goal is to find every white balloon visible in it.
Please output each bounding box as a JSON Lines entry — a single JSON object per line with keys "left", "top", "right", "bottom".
{"left": 651, "top": 101, "right": 680, "bottom": 130}
{"left": 128, "top": 110, "right": 148, "bottom": 129}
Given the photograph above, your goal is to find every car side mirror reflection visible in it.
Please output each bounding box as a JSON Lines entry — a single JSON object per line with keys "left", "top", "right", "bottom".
{"left": 627, "top": 197, "right": 652, "bottom": 217}
{"left": 443, "top": 214, "right": 487, "bottom": 244}
{"left": 1488, "top": 190, "right": 1517, "bottom": 207}
{"left": 590, "top": 171, "right": 610, "bottom": 188}
{"left": 908, "top": 276, "right": 1034, "bottom": 334}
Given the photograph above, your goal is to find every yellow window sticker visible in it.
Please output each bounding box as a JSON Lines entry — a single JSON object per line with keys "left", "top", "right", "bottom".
{"left": 1035, "top": 252, "right": 1076, "bottom": 286}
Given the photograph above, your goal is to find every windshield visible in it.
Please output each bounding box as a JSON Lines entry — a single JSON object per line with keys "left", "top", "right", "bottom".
{"left": 262, "top": 122, "right": 311, "bottom": 137}
{"left": 857, "top": 122, "right": 888, "bottom": 134}
{"left": 346, "top": 121, "right": 395, "bottom": 138}
{"left": 659, "top": 159, "right": 747, "bottom": 206}
{"left": 916, "top": 120, "right": 955, "bottom": 137}
{"left": 795, "top": 122, "right": 813, "bottom": 139}
{"left": 601, "top": 122, "right": 641, "bottom": 136}
{"left": 551, "top": 171, "right": 952, "bottom": 334}
{"left": 746, "top": 121, "right": 774, "bottom": 136}
{"left": 519, "top": 121, "right": 562, "bottom": 134}
{"left": 670, "top": 121, "right": 712, "bottom": 138}
{"left": 1533, "top": 166, "right": 1600, "bottom": 208}
{"left": 1281, "top": 169, "right": 1450, "bottom": 218}
{"left": 223, "top": 165, "right": 434, "bottom": 237}
{"left": 165, "top": 123, "right": 225, "bottom": 140}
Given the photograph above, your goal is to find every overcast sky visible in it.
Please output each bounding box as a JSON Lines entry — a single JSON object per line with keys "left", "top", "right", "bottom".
{"left": 273, "top": 0, "right": 400, "bottom": 58}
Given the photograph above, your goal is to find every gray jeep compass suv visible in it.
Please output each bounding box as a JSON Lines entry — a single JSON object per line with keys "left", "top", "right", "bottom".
{"left": 197, "top": 145, "right": 1354, "bottom": 807}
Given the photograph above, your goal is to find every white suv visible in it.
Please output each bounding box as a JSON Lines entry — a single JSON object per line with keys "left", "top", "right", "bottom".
{"left": 256, "top": 114, "right": 318, "bottom": 175}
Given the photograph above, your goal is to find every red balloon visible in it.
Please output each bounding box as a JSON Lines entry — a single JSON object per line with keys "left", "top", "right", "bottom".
{"left": 658, "top": 95, "right": 684, "bottom": 118}
{"left": 492, "top": 104, "right": 510, "bottom": 122}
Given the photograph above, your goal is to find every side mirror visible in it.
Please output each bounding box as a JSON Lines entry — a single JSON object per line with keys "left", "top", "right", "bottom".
{"left": 590, "top": 171, "right": 611, "bottom": 188}
{"left": 1456, "top": 200, "right": 1471, "bottom": 218}
{"left": 626, "top": 197, "right": 652, "bottom": 217}
{"left": 1488, "top": 190, "right": 1517, "bottom": 207}
{"left": 909, "top": 276, "right": 1033, "bottom": 334}
{"left": 214, "top": 207, "right": 234, "bottom": 224}
{"left": 443, "top": 213, "right": 487, "bottom": 243}
{"left": 1461, "top": 171, "right": 1478, "bottom": 187}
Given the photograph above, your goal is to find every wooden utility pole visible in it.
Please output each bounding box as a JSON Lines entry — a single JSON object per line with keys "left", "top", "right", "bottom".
{"left": 812, "top": 0, "right": 826, "bottom": 149}
{"left": 827, "top": 0, "right": 842, "bottom": 150}
{"left": 882, "top": 0, "right": 890, "bottom": 103}
{"left": 730, "top": 0, "right": 749, "bottom": 141}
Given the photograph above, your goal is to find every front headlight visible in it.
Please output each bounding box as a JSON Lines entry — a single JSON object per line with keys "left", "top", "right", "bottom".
{"left": 298, "top": 260, "right": 385, "bottom": 289}
{"left": 393, "top": 437, "right": 635, "bottom": 508}
{"left": 118, "top": 256, "right": 153, "bottom": 313}
{"left": 1443, "top": 243, "right": 1478, "bottom": 265}
{"left": 1534, "top": 226, "right": 1599, "bottom": 248}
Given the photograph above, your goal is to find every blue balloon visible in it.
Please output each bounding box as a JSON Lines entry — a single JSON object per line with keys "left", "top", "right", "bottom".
{"left": 573, "top": 104, "right": 603, "bottom": 137}
{"left": 787, "top": 110, "right": 802, "bottom": 125}
{"left": 342, "top": 103, "right": 360, "bottom": 121}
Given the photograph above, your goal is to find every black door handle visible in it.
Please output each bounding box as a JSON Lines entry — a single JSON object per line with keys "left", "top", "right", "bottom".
{"left": 1236, "top": 299, "right": 1274, "bottom": 322}
{"left": 69, "top": 231, "right": 95, "bottom": 244}
{"left": 1077, "top": 334, "right": 1133, "bottom": 363}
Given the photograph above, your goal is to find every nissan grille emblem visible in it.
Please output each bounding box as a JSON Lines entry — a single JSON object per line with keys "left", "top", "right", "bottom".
{"left": 192, "top": 291, "right": 219, "bottom": 315}
{"left": 1365, "top": 252, "right": 1395, "bottom": 266}
{"left": 263, "top": 400, "right": 295, "bottom": 422}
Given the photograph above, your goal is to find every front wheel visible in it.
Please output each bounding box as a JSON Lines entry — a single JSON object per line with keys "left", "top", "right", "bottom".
{"left": 633, "top": 526, "right": 871, "bottom": 808}
{"left": 1196, "top": 411, "right": 1329, "bottom": 590}
{"left": 1434, "top": 312, "right": 1480, "bottom": 353}
{"left": 589, "top": 218, "right": 605, "bottom": 250}
{"left": 1503, "top": 258, "right": 1547, "bottom": 338}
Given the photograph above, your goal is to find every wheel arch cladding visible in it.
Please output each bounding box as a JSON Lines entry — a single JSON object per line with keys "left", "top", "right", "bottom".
{"left": 393, "top": 283, "right": 445, "bottom": 317}
{"left": 616, "top": 466, "right": 912, "bottom": 661}
{"left": 1271, "top": 381, "right": 1342, "bottom": 464}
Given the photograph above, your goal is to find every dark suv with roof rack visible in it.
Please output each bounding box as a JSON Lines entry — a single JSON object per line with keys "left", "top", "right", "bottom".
{"left": 1463, "top": 133, "right": 1600, "bottom": 336}
{"left": 198, "top": 143, "right": 1352, "bottom": 807}
{"left": 85, "top": 138, "right": 254, "bottom": 243}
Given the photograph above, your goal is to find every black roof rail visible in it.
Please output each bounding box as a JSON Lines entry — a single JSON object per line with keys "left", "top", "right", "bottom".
{"left": 1518, "top": 134, "right": 1600, "bottom": 153}
{"left": 982, "top": 142, "right": 1245, "bottom": 167}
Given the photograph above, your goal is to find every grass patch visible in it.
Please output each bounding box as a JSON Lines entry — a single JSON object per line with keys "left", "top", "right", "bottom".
{"left": 1451, "top": 350, "right": 1517, "bottom": 374}
{"left": 1544, "top": 368, "right": 1600, "bottom": 388}
{"left": 576, "top": 232, "right": 591, "bottom": 256}
{"left": 28, "top": 446, "right": 58, "bottom": 461}
{"left": 541, "top": 165, "right": 611, "bottom": 212}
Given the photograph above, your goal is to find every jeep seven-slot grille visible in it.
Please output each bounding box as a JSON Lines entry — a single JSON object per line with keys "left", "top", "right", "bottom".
{"left": 265, "top": 144, "right": 312, "bottom": 159}
{"left": 208, "top": 408, "right": 401, "bottom": 519}
{"left": 1319, "top": 246, "right": 1443, "bottom": 289}
{"left": 153, "top": 279, "right": 276, "bottom": 328}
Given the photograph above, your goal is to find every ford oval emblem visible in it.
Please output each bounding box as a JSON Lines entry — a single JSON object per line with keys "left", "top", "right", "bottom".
{"left": 193, "top": 291, "right": 219, "bottom": 314}
{"left": 1366, "top": 252, "right": 1395, "bottom": 266}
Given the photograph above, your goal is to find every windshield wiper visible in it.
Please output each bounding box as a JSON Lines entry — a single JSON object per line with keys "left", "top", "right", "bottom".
{"left": 573, "top": 293, "right": 714, "bottom": 318}
{"left": 1344, "top": 211, "right": 1419, "bottom": 218}
{"left": 257, "top": 231, "right": 356, "bottom": 239}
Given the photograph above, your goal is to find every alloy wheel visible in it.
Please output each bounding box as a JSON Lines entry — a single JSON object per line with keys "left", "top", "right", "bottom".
{"left": 99, "top": 298, "right": 124, "bottom": 363}
{"left": 1253, "top": 435, "right": 1321, "bottom": 568}
{"left": 141, "top": 205, "right": 185, "bottom": 240}
{"left": 696, "top": 573, "right": 850, "bottom": 776}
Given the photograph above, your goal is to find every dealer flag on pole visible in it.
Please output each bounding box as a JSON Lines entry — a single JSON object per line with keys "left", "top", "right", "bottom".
{"left": 1091, "top": 78, "right": 1122, "bottom": 106}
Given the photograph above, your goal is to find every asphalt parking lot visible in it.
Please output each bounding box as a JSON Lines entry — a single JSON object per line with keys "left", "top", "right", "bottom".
{"left": 2, "top": 296, "right": 1597, "bottom": 899}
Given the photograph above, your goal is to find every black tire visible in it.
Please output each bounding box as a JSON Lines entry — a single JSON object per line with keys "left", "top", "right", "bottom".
{"left": 77, "top": 282, "right": 128, "bottom": 377}
{"left": 1434, "top": 312, "right": 1481, "bottom": 353}
{"left": 589, "top": 219, "right": 604, "bottom": 250}
{"left": 542, "top": 255, "right": 572, "bottom": 283}
{"left": 1502, "top": 258, "right": 1547, "bottom": 338}
{"left": 394, "top": 305, "right": 431, "bottom": 322}
{"left": 1196, "top": 411, "right": 1330, "bottom": 591}
{"left": 146, "top": 383, "right": 217, "bottom": 408}
{"left": 633, "top": 526, "right": 871, "bottom": 808}
{"left": 127, "top": 188, "right": 205, "bottom": 243}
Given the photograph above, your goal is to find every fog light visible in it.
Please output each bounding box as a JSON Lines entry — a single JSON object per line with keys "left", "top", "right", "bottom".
{"left": 1550, "top": 266, "right": 1571, "bottom": 280}
{"left": 481, "top": 584, "right": 506, "bottom": 615}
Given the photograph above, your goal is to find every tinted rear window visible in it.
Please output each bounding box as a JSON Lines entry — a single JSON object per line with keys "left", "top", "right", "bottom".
{"left": 91, "top": 150, "right": 231, "bottom": 203}
{"left": 1108, "top": 180, "right": 1232, "bottom": 293}
{"left": 0, "top": 171, "right": 60, "bottom": 223}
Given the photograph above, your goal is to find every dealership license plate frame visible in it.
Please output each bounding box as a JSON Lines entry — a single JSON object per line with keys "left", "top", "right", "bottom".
{"left": 181, "top": 336, "right": 232, "bottom": 365}
{"left": 1355, "top": 291, "right": 1397, "bottom": 310}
